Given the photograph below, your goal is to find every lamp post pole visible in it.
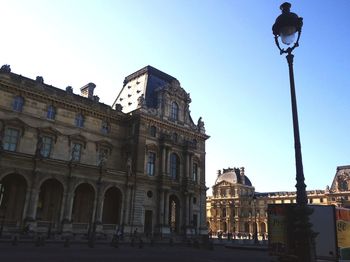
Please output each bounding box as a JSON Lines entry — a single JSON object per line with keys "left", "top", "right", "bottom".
{"left": 286, "top": 52, "right": 307, "bottom": 206}
{"left": 272, "top": 3, "right": 315, "bottom": 261}
{"left": 253, "top": 197, "right": 258, "bottom": 245}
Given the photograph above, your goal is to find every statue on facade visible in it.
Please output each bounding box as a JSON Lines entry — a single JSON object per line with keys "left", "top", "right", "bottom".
{"left": 137, "top": 94, "right": 146, "bottom": 107}
{"left": 36, "top": 76, "right": 44, "bottom": 84}
{"left": 115, "top": 104, "right": 123, "bottom": 111}
{"left": 0, "top": 64, "right": 11, "bottom": 73}
{"left": 71, "top": 144, "right": 80, "bottom": 161}
{"left": 325, "top": 185, "right": 330, "bottom": 192}
{"left": 197, "top": 117, "right": 205, "bottom": 133}
{"left": 66, "top": 86, "right": 73, "bottom": 94}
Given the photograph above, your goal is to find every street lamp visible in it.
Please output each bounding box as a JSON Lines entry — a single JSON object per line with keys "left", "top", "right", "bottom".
{"left": 272, "top": 3, "right": 316, "bottom": 262}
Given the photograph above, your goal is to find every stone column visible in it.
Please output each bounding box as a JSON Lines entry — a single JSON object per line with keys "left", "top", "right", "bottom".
{"left": 93, "top": 188, "right": 104, "bottom": 234}
{"left": 165, "top": 147, "right": 170, "bottom": 175}
{"left": 96, "top": 192, "right": 104, "bottom": 223}
{"left": 189, "top": 194, "right": 193, "bottom": 223}
{"left": 59, "top": 191, "right": 67, "bottom": 223}
{"left": 158, "top": 189, "right": 164, "bottom": 225}
{"left": 185, "top": 195, "right": 190, "bottom": 225}
{"left": 185, "top": 194, "right": 191, "bottom": 235}
{"left": 188, "top": 153, "right": 192, "bottom": 179}
{"left": 164, "top": 191, "right": 169, "bottom": 225}
{"left": 61, "top": 191, "right": 74, "bottom": 234}
{"left": 24, "top": 188, "right": 39, "bottom": 221}
{"left": 161, "top": 146, "right": 167, "bottom": 175}
{"left": 121, "top": 184, "right": 133, "bottom": 234}
{"left": 198, "top": 187, "right": 208, "bottom": 235}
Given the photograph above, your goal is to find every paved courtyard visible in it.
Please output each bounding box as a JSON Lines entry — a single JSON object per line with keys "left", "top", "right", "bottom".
{"left": 0, "top": 242, "right": 272, "bottom": 262}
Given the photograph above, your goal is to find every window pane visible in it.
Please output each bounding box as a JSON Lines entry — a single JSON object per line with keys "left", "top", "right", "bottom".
{"left": 3, "top": 128, "right": 19, "bottom": 151}
{"left": 101, "top": 121, "right": 109, "bottom": 134}
{"left": 40, "top": 136, "right": 52, "bottom": 157}
{"left": 171, "top": 102, "right": 178, "bottom": 121}
{"left": 75, "top": 114, "right": 84, "bottom": 128}
{"left": 98, "top": 148, "right": 108, "bottom": 165}
{"left": 193, "top": 163, "right": 198, "bottom": 182}
{"left": 150, "top": 126, "right": 156, "bottom": 137}
{"left": 47, "top": 106, "right": 56, "bottom": 120}
{"left": 71, "top": 143, "right": 82, "bottom": 161}
{"left": 147, "top": 152, "right": 155, "bottom": 176}
{"left": 13, "top": 96, "right": 24, "bottom": 112}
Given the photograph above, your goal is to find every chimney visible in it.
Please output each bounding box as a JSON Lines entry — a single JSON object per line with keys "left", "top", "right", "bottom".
{"left": 80, "top": 82, "right": 96, "bottom": 99}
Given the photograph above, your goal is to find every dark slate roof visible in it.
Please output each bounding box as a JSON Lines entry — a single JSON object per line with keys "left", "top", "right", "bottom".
{"left": 124, "top": 65, "right": 177, "bottom": 108}
{"left": 215, "top": 168, "right": 252, "bottom": 186}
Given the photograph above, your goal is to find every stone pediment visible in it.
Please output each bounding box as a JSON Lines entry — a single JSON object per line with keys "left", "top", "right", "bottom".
{"left": 331, "top": 167, "right": 350, "bottom": 192}
{"left": 163, "top": 80, "right": 191, "bottom": 103}
{"left": 95, "top": 139, "right": 113, "bottom": 152}
{"left": 0, "top": 117, "right": 29, "bottom": 136}
{"left": 37, "top": 126, "right": 61, "bottom": 142}
{"left": 68, "top": 134, "right": 87, "bottom": 148}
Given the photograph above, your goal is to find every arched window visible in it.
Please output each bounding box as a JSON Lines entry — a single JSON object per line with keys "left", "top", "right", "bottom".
{"left": 75, "top": 114, "right": 84, "bottom": 128}
{"left": 171, "top": 102, "right": 179, "bottom": 121}
{"left": 170, "top": 153, "right": 179, "bottom": 180}
{"left": 47, "top": 105, "right": 56, "bottom": 120}
{"left": 13, "top": 96, "right": 24, "bottom": 112}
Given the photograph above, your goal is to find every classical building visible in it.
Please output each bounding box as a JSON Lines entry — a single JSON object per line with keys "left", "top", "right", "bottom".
{"left": 0, "top": 64, "right": 209, "bottom": 239}
{"left": 207, "top": 165, "right": 350, "bottom": 239}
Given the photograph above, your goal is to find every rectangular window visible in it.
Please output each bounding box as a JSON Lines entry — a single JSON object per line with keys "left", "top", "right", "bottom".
{"left": 147, "top": 152, "right": 156, "bottom": 176}
{"left": 40, "top": 136, "right": 53, "bottom": 157}
{"left": 46, "top": 105, "right": 56, "bottom": 120}
{"left": 98, "top": 148, "right": 109, "bottom": 166}
{"left": 71, "top": 143, "right": 82, "bottom": 161}
{"left": 3, "top": 128, "right": 20, "bottom": 151}
{"left": 192, "top": 163, "right": 198, "bottom": 182}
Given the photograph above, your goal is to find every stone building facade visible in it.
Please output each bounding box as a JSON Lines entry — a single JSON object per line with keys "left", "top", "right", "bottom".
{"left": 207, "top": 165, "right": 350, "bottom": 239}
{"left": 0, "top": 64, "right": 209, "bottom": 238}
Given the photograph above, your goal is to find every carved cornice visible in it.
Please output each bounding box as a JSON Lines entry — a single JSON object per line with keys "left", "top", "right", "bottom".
{"left": 0, "top": 73, "right": 127, "bottom": 122}
{"left": 139, "top": 114, "right": 209, "bottom": 141}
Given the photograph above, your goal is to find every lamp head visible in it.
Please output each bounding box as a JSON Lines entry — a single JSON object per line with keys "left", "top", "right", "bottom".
{"left": 272, "top": 2, "right": 303, "bottom": 46}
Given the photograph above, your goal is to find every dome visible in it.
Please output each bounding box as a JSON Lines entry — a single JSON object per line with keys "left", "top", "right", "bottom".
{"left": 215, "top": 168, "right": 252, "bottom": 186}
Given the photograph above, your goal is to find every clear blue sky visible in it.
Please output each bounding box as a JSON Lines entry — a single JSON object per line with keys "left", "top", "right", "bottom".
{"left": 1, "top": 0, "right": 349, "bottom": 193}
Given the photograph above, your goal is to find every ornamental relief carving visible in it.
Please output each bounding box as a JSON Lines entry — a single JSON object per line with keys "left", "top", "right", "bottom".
{"left": 336, "top": 172, "right": 350, "bottom": 192}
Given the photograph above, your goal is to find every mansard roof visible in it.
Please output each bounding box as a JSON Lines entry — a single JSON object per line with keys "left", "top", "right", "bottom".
{"left": 114, "top": 65, "right": 190, "bottom": 112}
{"left": 123, "top": 65, "right": 176, "bottom": 85}
{"left": 214, "top": 167, "right": 252, "bottom": 187}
